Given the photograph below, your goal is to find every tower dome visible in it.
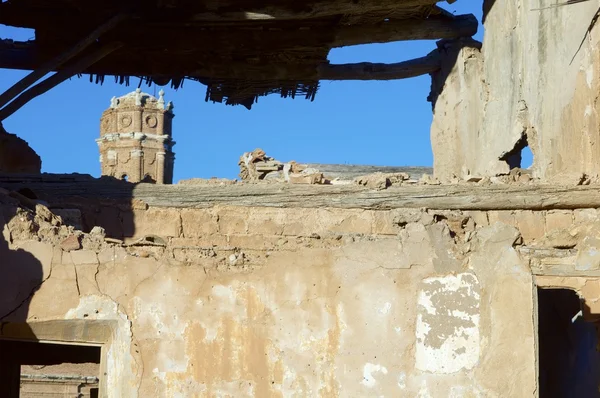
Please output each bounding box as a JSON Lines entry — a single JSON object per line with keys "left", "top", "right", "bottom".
{"left": 97, "top": 88, "right": 175, "bottom": 184}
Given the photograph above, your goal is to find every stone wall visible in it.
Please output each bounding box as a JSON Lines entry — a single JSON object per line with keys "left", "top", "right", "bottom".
{"left": 5, "top": 182, "right": 600, "bottom": 397}
{"left": 431, "top": 0, "right": 600, "bottom": 182}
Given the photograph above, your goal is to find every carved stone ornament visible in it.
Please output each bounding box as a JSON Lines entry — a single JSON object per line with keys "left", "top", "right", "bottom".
{"left": 120, "top": 115, "right": 132, "bottom": 128}
{"left": 146, "top": 115, "right": 158, "bottom": 128}
{"left": 101, "top": 117, "right": 111, "bottom": 132}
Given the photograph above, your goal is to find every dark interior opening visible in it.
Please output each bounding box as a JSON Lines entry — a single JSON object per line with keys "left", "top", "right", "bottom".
{"left": 538, "top": 288, "right": 600, "bottom": 397}
{"left": 500, "top": 135, "right": 530, "bottom": 170}
{"left": 0, "top": 339, "right": 101, "bottom": 398}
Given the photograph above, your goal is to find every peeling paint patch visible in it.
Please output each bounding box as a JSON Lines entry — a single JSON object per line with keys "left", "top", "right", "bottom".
{"left": 378, "top": 302, "right": 392, "bottom": 315}
{"left": 397, "top": 372, "right": 406, "bottom": 389}
{"left": 415, "top": 273, "right": 480, "bottom": 374}
{"left": 361, "top": 363, "right": 388, "bottom": 387}
{"left": 417, "top": 379, "right": 431, "bottom": 398}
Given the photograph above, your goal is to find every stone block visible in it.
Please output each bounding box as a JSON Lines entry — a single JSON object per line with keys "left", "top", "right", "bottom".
{"left": 574, "top": 209, "right": 599, "bottom": 224}
{"left": 133, "top": 207, "right": 182, "bottom": 238}
{"left": 60, "top": 235, "right": 81, "bottom": 252}
{"left": 217, "top": 207, "right": 248, "bottom": 235}
{"left": 487, "top": 211, "right": 516, "bottom": 227}
{"left": 321, "top": 209, "right": 373, "bottom": 235}
{"left": 247, "top": 208, "right": 285, "bottom": 235}
{"left": 545, "top": 210, "right": 573, "bottom": 233}
{"left": 98, "top": 247, "right": 115, "bottom": 264}
{"left": 515, "top": 210, "right": 546, "bottom": 244}
{"left": 180, "top": 209, "right": 218, "bottom": 237}
{"left": 464, "top": 211, "right": 489, "bottom": 228}
{"left": 372, "top": 211, "right": 398, "bottom": 235}
{"left": 70, "top": 250, "right": 98, "bottom": 265}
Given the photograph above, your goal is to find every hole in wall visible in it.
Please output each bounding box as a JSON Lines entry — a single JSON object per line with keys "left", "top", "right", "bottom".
{"left": 537, "top": 288, "right": 600, "bottom": 397}
{"left": 500, "top": 135, "right": 532, "bottom": 170}
{"left": 121, "top": 174, "right": 129, "bottom": 182}
{"left": 521, "top": 145, "right": 533, "bottom": 169}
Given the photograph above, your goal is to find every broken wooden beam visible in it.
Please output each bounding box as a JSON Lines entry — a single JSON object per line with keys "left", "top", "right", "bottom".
{"left": 318, "top": 54, "right": 441, "bottom": 80}
{"left": 0, "top": 14, "right": 127, "bottom": 110}
{"left": 0, "top": 47, "right": 443, "bottom": 81}
{"left": 190, "top": 0, "right": 448, "bottom": 21}
{"left": 333, "top": 14, "right": 478, "bottom": 47}
{"left": 0, "top": 42, "right": 123, "bottom": 121}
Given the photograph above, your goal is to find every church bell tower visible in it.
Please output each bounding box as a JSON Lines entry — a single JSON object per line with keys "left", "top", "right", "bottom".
{"left": 97, "top": 88, "right": 175, "bottom": 184}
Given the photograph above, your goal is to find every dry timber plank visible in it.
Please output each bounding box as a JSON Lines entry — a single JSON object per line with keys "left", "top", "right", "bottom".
{"left": 129, "top": 184, "right": 600, "bottom": 210}
{"left": 190, "top": 0, "right": 441, "bottom": 21}
{"left": 0, "top": 49, "right": 441, "bottom": 81}
{"left": 1, "top": 174, "right": 600, "bottom": 211}
{"left": 333, "top": 14, "right": 478, "bottom": 47}
{"left": 0, "top": 42, "right": 122, "bottom": 121}
{"left": 318, "top": 55, "right": 441, "bottom": 80}
{"left": 0, "top": 13, "right": 127, "bottom": 109}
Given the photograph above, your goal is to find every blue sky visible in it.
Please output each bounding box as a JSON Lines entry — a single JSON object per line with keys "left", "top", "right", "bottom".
{"left": 0, "top": 2, "right": 483, "bottom": 181}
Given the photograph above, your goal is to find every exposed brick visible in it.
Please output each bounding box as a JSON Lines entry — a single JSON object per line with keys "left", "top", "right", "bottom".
{"left": 574, "top": 209, "right": 599, "bottom": 224}
{"left": 545, "top": 210, "right": 573, "bottom": 233}
{"left": 60, "top": 235, "right": 81, "bottom": 252}
{"left": 132, "top": 207, "right": 182, "bottom": 238}
{"left": 321, "top": 209, "right": 373, "bottom": 235}
{"left": 247, "top": 208, "right": 285, "bottom": 235}
{"left": 487, "top": 211, "right": 516, "bottom": 227}
{"left": 515, "top": 210, "right": 545, "bottom": 244}
{"left": 372, "top": 211, "right": 398, "bottom": 235}
{"left": 463, "top": 211, "right": 489, "bottom": 228}
{"left": 70, "top": 250, "right": 98, "bottom": 265}
{"left": 180, "top": 209, "right": 218, "bottom": 237}
{"left": 217, "top": 207, "right": 248, "bottom": 235}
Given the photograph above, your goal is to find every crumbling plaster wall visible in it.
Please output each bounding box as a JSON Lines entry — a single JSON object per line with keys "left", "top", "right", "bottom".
{"left": 1, "top": 190, "right": 556, "bottom": 397}
{"left": 432, "top": 0, "right": 600, "bottom": 182}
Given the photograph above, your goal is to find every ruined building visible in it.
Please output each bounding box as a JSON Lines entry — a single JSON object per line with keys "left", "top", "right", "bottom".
{"left": 97, "top": 89, "right": 175, "bottom": 184}
{"left": 3, "top": 0, "right": 600, "bottom": 397}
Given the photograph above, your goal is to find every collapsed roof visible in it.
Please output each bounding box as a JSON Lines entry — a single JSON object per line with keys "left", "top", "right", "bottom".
{"left": 0, "top": 0, "right": 476, "bottom": 111}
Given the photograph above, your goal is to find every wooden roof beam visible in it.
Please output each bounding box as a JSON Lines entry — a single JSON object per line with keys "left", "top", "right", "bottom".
{"left": 333, "top": 14, "right": 477, "bottom": 47}
{"left": 0, "top": 42, "right": 123, "bottom": 121}
{"left": 0, "top": 13, "right": 127, "bottom": 110}
{"left": 0, "top": 46, "right": 441, "bottom": 81}
{"left": 191, "top": 0, "right": 446, "bottom": 21}
{"left": 318, "top": 53, "right": 441, "bottom": 80}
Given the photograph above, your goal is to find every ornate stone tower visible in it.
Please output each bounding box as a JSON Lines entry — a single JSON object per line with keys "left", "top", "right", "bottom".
{"left": 97, "top": 88, "right": 175, "bottom": 184}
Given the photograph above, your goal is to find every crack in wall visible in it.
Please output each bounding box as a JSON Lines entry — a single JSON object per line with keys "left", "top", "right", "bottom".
{"left": 0, "top": 261, "right": 53, "bottom": 322}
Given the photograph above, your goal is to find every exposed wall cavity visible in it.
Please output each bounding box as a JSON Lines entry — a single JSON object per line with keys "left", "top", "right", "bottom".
{"left": 500, "top": 135, "right": 529, "bottom": 170}
{"left": 538, "top": 288, "right": 600, "bottom": 397}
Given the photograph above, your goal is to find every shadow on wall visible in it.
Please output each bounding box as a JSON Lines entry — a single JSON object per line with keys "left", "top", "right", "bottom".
{"left": 0, "top": 174, "right": 139, "bottom": 241}
{"left": 0, "top": 203, "right": 43, "bottom": 326}
{"left": 0, "top": 123, "right": 41, "bottom": 174}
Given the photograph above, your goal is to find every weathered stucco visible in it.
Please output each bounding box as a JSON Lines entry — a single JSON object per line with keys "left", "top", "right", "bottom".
{"left": 9, "top": 183, "right": 596, "bottom": 397}
{"left": 431, "top": 0, "right": 600, "bottom": 182}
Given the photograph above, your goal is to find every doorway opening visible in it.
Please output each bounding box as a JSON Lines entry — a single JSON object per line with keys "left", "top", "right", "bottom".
{"left": 0, "top": 339, "right": 101, "bottom": 398}
{"left": 537, "top": 288, "right": 600, "bottom": 397}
